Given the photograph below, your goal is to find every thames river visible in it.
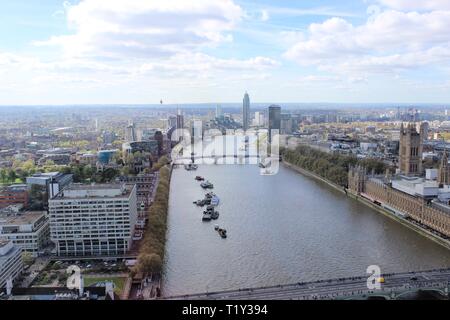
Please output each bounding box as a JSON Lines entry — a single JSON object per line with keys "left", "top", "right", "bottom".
{"left": 162, "top": 163, "right": 450, "bottom": 296}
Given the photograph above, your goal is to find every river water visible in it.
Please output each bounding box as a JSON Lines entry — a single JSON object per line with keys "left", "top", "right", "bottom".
{"left": 162, "top": 163, "right": 450, "bottom": 296}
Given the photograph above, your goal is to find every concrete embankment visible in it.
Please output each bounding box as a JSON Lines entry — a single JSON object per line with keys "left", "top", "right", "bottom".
{"left": 282, "top": 160, "right": 450, "bottom": 251}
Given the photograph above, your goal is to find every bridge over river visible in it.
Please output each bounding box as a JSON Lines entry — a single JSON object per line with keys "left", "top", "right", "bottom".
{"left": 163, "top": 268, "right": 450, "bottom": 300}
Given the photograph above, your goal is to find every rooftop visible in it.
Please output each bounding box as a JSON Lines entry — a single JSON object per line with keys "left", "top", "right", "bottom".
{"left": 52, "top": 183, "right": 133, "bottom": 199}
{"left": 0, "top": 211, "right": 46, "bottom": 226}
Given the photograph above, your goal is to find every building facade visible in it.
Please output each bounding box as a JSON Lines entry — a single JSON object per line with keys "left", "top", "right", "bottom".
{"left": 26, "top": 172, "right": 73, "bottom": 199}
{"left": 125, "top": 123, "right": 137, "bottom": 142}
{"left": 48, "top": 184, "right": 138, "bottom": 256}
{"left": 0, "top": 240, "right": 23, "bottom": 288}
{"left": 348, "top": 170, "right": 450, "bottom": 238}
{"left": 0, "top": 211, "right": 50, "bottom": 257}
{"left": 242, "top": 92, "right": 250, "bottom": 131}
{"left": 399, "top": 122, "right": 423, "bottom": 175}
{"left": 438, "top": 152, "right": 450, "bottom": 186}
{"left": 268, "top": 105, "right": 281, "bottom": 143}
{"left": 117, "top": 173, "right": 158, "bottom": 210}
{"left": 0, "top": 185, "right": 28, "bottom": 209}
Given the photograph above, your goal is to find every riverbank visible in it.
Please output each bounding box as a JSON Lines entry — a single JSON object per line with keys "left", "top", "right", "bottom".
{"left": 282, "top": 160, "right": 450, "bottom": 251}
{"left": 134, "top": 164, "right": 171, "bottom": 276}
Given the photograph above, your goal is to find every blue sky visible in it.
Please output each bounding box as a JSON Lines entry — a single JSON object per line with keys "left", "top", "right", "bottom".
{"left": 1, "top": 0, "right": 450, "bottom": 105}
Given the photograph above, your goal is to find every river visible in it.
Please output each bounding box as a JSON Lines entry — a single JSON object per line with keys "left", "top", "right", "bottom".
{"left": 162, "top": 163, "right": 450, "bottom": 296}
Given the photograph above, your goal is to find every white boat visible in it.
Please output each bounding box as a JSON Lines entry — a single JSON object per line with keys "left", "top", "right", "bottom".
{"left": 210, "top": 195, "right": 220, "bottom": 206}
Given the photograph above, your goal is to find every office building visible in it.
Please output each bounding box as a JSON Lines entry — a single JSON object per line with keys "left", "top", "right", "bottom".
{"left": 243, "top": 92, "right": 250, "bottom": 131}
{"left": 0, "top": 211, "right": 50, "bottom": 257}
{"left": 26, "top": 172, "right": 73, "bottom": 199}
{"left": 48, "top": 184, "right": 138, "bottom": 256}
{"left": 0, "top": 185, "right": 28, "bottom": 209}
{"left": 280, "top": 113, "right": 293, "bottom": 135}
{"left": 268, "top": 105, "right": 281, "bottom": 143}
{"left": 125, "top": 123, "right": 137, "bottom": 142}
{"left": 0, "top": 240, "right": 23, "bottom": 288}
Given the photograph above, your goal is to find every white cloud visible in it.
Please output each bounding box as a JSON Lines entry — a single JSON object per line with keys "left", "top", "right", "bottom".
{"left": 377, "top": 0, "right": 450, "bottom": 11}
{"left": 260, "top": 9, "right": 270, "bottom": 21}
{"left": 36, "top": 0, "right": 243, "bottom": 59}
{"left": 2, "top": 0, "right": 280, "bottom": 99}
{"left": 284, "top": 9, "right": 450, "bottom": 76}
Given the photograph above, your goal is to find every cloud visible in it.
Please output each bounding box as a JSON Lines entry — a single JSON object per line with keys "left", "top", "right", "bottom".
{"left": 138, "top": 52, "right": 279, "bottom": 78}
{"left": 12, "top": 0, "right": 280, "bottom": 93}
{"left": 260, "top": 9, "right": 270, "bottom": 21}
{"left": 377, "top": 0, "right": 450, "bottom": 11}
{"left": 36, "top": 0, "right": 243, "bottom": 59}
{"left": 284, "top": 9, "right": 450, "bottom": 76}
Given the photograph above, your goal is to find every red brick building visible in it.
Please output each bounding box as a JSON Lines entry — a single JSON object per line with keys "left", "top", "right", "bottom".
{"left": 0, "top": 184, "right": 29, "bottom": 209}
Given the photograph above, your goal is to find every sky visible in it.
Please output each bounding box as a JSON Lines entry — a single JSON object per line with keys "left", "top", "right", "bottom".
{"left": 1, "top": 0, "right": 450, "bottom": 105}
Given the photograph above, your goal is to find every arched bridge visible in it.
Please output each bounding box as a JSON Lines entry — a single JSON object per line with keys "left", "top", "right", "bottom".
{"left": 163, "top": 268, "right": 450, "bottom": 300}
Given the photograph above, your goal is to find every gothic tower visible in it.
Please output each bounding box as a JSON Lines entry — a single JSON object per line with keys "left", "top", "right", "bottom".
{"left": 399, "top": 122, "right": 423, "bottom": 175}
{"left": 348, "top": 165, "right": 366, "bottom": 194}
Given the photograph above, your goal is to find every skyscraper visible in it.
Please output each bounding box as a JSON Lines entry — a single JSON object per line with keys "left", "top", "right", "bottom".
{"left": 175, "top": 110, "right": 184, "bottom": 142}
{"left": 399, "top": 122, "right": 423, "bottom": 175}
{"left": 125, "top": 122, "right": 137, "bottom": 142}
{"left": 215, "top": 104, "right": 223, "bottom": 118}
{"left": 268, "top": 105, "right": 281, "bottom": 143}
{"left": 176, "top": 110, "right": 184, "bottom": 130}
{"left": 243, "top": 92, "right": 250, "bottom": 131}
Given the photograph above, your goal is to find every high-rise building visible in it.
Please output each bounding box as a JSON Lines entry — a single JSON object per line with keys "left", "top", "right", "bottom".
{"left": 280, "top": 113, "right": 293, "bottom": 135}
{"left": 242, "top": 92, "right": 250, "bottom": 131}
{"left": 419, "top": 122, "right": 429, "bottom": 141}
{"left": 399, "top": 123, "right": 423, "bottom": 175}
{"left": 215, "top": 105, "right": 223, "bottom": 118}
{"left": 175, "top": 110, "right": 185, "bottom": 142}
{"left": 176, "top": 112, "right": 184, "bottom": 130}
{"left": 125, "top": 122, "right": 137, "bottom": 142}
{"left": 268, "top": 105, "right": 281, "bottom": 143}
{"left": 168, "top": 116, "right": 177, "bottom": 129}
{"left": 49, "top": 184, "right": 138, "bottom": 256}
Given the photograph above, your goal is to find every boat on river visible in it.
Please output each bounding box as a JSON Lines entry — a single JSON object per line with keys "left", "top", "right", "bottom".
{"left": 217, "top": 228, "right": 227, "bottom": 238}
{"left": 201, "top": 181, "right": 214, "bottom": 189}
{"left": 185, "top": 163, "right": 198, "bottom": 171}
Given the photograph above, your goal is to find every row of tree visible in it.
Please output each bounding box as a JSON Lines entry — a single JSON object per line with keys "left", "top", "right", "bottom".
{"left": 281, "top": 145, "right": 388, "bottom": 187}
{"left": 133, "top": 164, "right": 171, "bottom": 275}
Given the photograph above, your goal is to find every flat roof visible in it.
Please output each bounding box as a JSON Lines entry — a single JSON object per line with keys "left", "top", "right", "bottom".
{"left": 52, "top": 184, "right": 133, "bottom": 199}
{"left": 0, "top": 211, "right": 46, "bottom": 225}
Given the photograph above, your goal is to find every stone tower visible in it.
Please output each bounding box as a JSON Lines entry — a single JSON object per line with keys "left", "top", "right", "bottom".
{"left": 399, "top": 122, "right": 423, "bottom": 175}
{"left": 438, "top": 151, "right": 450, "bottom": 186}
{"left": 348, "top": 165, "right": 366, "bottom": 194}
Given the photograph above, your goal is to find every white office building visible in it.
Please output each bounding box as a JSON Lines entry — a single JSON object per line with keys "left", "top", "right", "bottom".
{"left": 48, "top": 184, "right": 138, "bottom": 256}
{"left": 0, "top": 240, "right": 23, "bottom": 288}
{"left": 0, "top": 211, "right": 50, "bottom": 257}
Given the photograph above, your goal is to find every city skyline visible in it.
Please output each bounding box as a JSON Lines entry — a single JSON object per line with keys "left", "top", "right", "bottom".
{"left": 1, "top": 0, "right": 450, "bottom": 105}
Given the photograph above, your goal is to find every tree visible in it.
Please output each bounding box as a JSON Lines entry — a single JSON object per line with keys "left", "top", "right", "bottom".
{"left": 7, "top": 169, "right": 17, "bottom": 182}
{"left": 0, "top": 168, "right": 7, "bottom": 182}
{"left": 136, "top": 253, "right": 162, "bottom": 274}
